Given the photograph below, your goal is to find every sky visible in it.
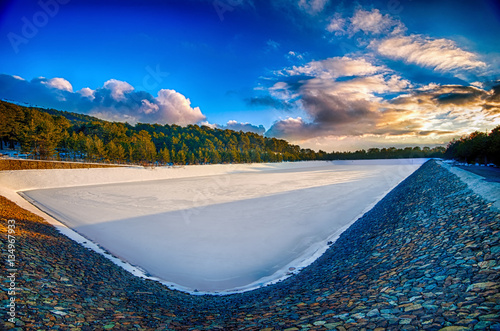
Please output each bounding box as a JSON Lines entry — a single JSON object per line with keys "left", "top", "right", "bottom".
{"left": 1, "top": 0, "right": 499, "bottom": 151}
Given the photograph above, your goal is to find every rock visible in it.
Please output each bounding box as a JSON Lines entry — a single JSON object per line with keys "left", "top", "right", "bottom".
{"left": 324, "top": 322, "right": 343, "bottom": 329}
{"left": 367, "top": 308, "right": 380, "bottom": 317}
{"left": 490, "top": 246, "right": 500, "bottom": 254}
{"left": 467, "top": 282, "right": 497, "bottom": 292}
{"left": 333, "top": 313, "right": 349, "bottom": 320}
{"left": 405, "top": 304, "right": 423, "bottom": 312}
{"left": 51, "top": 310, "right": 67, "bottom": 316}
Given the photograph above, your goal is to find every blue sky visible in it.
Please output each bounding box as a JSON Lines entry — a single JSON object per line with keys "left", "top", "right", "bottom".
{"left": 1, "top": 0, "right": 499, "bottom": 151}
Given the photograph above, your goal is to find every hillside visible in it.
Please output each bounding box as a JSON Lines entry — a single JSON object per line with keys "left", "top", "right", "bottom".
{"left": 0, "top": 100, "right": 447, "bottom": 164}
{"left": 0, "top": 100, "right": 312, "bottom": 164}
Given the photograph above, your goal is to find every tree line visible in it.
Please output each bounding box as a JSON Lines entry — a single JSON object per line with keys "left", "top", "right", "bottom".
{"left": 445, "top": 126, "right": 500, "bottom": 166}
{"left": 0, "top": 101, "right": 313, "bottom": 164}
{"left": 0, "top": 100, "right": 451, "bottom": 165}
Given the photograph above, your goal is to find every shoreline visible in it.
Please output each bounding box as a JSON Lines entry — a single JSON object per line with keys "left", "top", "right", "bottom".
{"left": 1, "top": 159, "right": 499, "bottom": 330}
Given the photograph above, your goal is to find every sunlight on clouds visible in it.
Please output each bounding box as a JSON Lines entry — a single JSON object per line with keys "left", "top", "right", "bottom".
{"left": 261, "top": 5, "right": 499, "bottom": 150}
{"left": 374, "top": 35, "right": 487, "bottom": 73}
{"left": 43, "top": 77, "right": 73, "bottom": 92}
{"left": 0, "top": 74, "right": 207, "bottom": 126}
{"left": 155, "top": 89, "right": 206, "bottom": 126}
{"left": 266, "top": 56, "right": 418, "bottom": 139}
{"left": 327, "top": 8, "right": 405, "bottom": 37}
{"left": 139, "top": 99, "right": 159, "bottom": 115}
{"left": 265, "top": 54, "right": 499, "bottom": 146}
{"left": 350, "top": 8, "right": 404, "bottom": 35}
{"left": 284, "top": 56, "right": 382, "bottom": 79}
{"left": 103, "top": 79, "right": 134, "bottom": 101}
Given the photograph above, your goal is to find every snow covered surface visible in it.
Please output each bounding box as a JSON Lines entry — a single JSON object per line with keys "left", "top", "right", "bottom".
{"left": 439, "top": 161, "right": 500, "bottom": 211}
{"left": 1, "top": 159, "right": 427, "bottom": 294}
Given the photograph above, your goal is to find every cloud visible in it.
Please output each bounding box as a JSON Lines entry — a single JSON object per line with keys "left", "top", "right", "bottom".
{"left": 245, "top": 95, "right": 293, "bottom": 110}
{"left": 297, "top": 0, "right": 328, "bottom": 15}
{"left": 324, "top": 8, "right": 486, "bottom": 77}
{"left": 0, "top": 74, "right": 206, "bottom": 126}
{"left": 266, "top": 85, "right": 393, "bottom": 140}
{"left": 325, "top": 8, "right": 485, "bottom": 77}
{"left": 42, "top": 77, "right": 73, "bottom": 92}
{"left": 77, "top": 87, "right": 95, "bottom": 100}
{"left": 258, "top": 6, "right": 497, "bottom": 147}
{"left": 326, "top": 13, "right": 345, "bottom": 34}
{"left": 266, "top": 117, "right": 317, "bottom": 139}
{"left": 219, "top": 120, "right": 266, "bottom": 134}
{"left": 265, "top": 56, "right": 413, "bottom": 137}
{"left": 327, "top": 8, "right": 405, "bottom": 37}
{"left": 286, "top": 51, "right": 305, "bottom": 61}
{"left": 350, "top": 9, "right": 405, "bottom": 35}
{"left": 155, "top": 89, "right": 206, "bottom": 125}
{"left": 373, "top": 35, "right": 487, "bottom": 73}
{"left": 283, "top": 56, "right": 382, "bottom": 79}
{"left": 103, "top": 79, "right": 134, "bottom": 101}
{"left": 266, "top": 39, "right": 280, "bottom": 51}
{"left": 263, "top": 52, "right": 499, "bottom": 142}
{"left": 391, "top": 84, "right": 500, "bottom": 115}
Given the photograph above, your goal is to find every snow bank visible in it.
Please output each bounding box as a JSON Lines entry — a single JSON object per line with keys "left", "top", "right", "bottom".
{"left": 439, "top": 161, "right": 500, "bottom": 211}
{"left": 1, "top": 159, "right": 427, "bottom": 294}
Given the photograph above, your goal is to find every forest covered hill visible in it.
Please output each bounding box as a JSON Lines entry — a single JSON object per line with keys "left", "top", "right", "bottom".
{"left": 2, "top": 100, "right": 496, "bottom": 165}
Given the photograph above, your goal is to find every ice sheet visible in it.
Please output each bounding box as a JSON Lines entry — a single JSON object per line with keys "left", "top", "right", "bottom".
{"left": 7, "top": 159, "right": 427, "bottom": 294}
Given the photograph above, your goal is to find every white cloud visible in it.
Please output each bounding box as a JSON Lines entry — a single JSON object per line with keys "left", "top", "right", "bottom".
{"left": 287, "top": 51, "right": 305, "bottom": 61}
{"left": 374, "top": 35, "right": 487, "bottom": 73}
{"left": 139, "top": 99, "right": 160, "bottom": 115}
{"left": 221, "top": 120, "right": 266, "bottom": 134}
{"left": 0, "top": 74, "right": 208, "bottom": 126}
{"left": 199, "top": 121, "right": 217, "bottom": 129}
{"left": 77, "top": 87, "right": 95, "bottom": 100}
{"left": 284, "top": 56, "right": 383, "bottom": 79}
{"left": 326, "top": 14, "right": 345, "bottom": 34}
{"left": 155, "top": 89, "right": 206, "bottom": 126}
{"left": 298, "top": 0, "right": 328, "bottom": 14}
{"left": 326, "top": 8, "right": 405, "bottom": 37}
{"left": 43, "top": 77, "right": 73, "bottom": 92}
{"left": 350, "top": 8, "right": 403, "bottom": 35}
{"left": 103, "top": 79, "right": 134, "bottom": 101}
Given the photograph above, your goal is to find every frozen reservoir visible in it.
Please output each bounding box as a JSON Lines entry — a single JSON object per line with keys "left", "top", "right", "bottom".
{"left": 17, "top": 159, "right": 426, "bottom": 293}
